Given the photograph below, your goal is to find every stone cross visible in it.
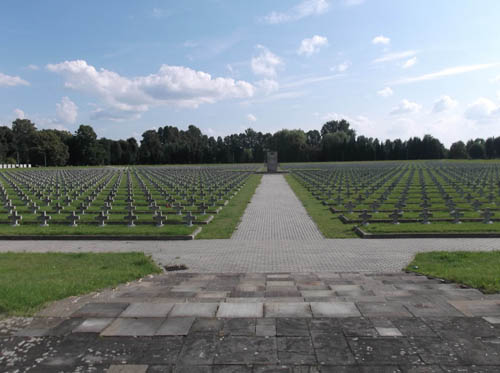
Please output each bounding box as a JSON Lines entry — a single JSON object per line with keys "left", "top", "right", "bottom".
{"left": 472, "top": 200, "right": 482, "bottom": 211}
{"left": 482, "top": 208, "right": 494, "bottom": 224}
{"left": 124, "top": 211, "right": 137, "bottom": 227}
{"left": 199, "top": 202, "right": 208, "bottom": 215}
{"left": 344, "top": 201, "right": 355, "bottom": 214}
{"left": 359, "top": 210, "right": 372, "bottom": 226}
{"left": 419, "top": 209, "right": 432, "bottom": 224}
{"left": 174, "top": 203, "right": 184, "bottom": 215}
{"left": 184, "top": 211, "right": 196, "bottom": 226}
{"left": 450, "top": 209, "right": 463, "bottom": 224}
{"left": 66, "top": 211, "right": 80, "bottom": 227}
{"left": 389, "top": 210, "right": 402, "bottom": 225}
{"left": 153, "top": 211, "right": 166, "bottom": 227}
{"left": 54, "top": 202, "right": 63, "bottom": 214}
{"left": 95, "top": 211, "right": 109, "bottom": 227}
{"left": 8, "top": 210, "right": 22, "bottom": 226}
{"left": 38, "top": 211, "right": 51, "bottom": 226}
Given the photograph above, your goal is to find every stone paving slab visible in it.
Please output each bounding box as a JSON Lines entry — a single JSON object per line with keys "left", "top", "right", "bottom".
{"left": 4, "top": 272, "right": 500, "bottom": 371}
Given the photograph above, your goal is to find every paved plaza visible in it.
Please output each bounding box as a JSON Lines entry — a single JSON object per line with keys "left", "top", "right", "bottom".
{"left": 2, "top": 174, "right": 500, "bottom": 372}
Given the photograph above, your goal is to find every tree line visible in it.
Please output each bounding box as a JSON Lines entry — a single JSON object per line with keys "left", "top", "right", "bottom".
{"left": 0, "top": 118, "right": 498, "bottom": 166}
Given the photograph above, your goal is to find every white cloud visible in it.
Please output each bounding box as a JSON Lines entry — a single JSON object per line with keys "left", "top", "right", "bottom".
{"left": 282, "top": 74, "right": 342, "bottom": 89}
{"left": 493, "top": 75, "right": 500, "bottom": 83}
{"left": 27, "top": 64, "right": 39, "bottom": 71}
{"left": 256, "top": 79, "right": 279, "bottom": 94}
{"left": 465, "top": 97, "right": 500, "bottom": 121}
{"left": 432, "top": 95, "right": 458, "bottom": 113}
{"left": 393, "top": 63, "right": 498, "bottom": 85}
{"left": 390, "top": 99, "right": 422, "bottom": 115}
{"left": 247, "top": 114, "right": 257, "bottom": 122}
{"left": 297, "top": 35, "right": 328, "bottom": 56}
{"left": 374, "top": 50, "right": 418, "bottom": 63}
{"left": 330, "top": 61, "right": 351, "bottom": 72}
{"left": 372, "top": 35, "right": 390, "bottom": 45}
{"left": 13, "top": 108, "right": 25, "bottom": 119}
{"left": 377, "top": 87, "right": 393, "bottom": 97}
{"left": 262, "top": 0, "right": 329, "bottom": 24}
{"left": 47, "top": 60, "right": 255, "bottom": 119}
{"left": 56, "top": 97, "right": 78, "bottom": 124}
{"left": 402, "top": 56, "right": 417, "bottom": 69}
{"left": 0, "top": 72, "right": 30, "bottom": 87}
{"left": 251, "top": 46, "right": 283, "bottom": 77}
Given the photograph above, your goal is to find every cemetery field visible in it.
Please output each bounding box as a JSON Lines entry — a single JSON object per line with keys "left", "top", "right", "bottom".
{"left": 0, "top": 165, "right": 260, "bottom": 238}
{"left": 406, "top": 251, "right": 500, "bottom": 294}
{"left": 285, "top": 160, "right": 500, "bottom": 238}
{"left": 0, "top": 252, "right": 161, "bottom": 317}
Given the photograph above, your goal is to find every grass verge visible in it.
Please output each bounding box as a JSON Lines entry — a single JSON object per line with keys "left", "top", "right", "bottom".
{"left": 196, "top": 174, "right": 262, "bottom": 239}
{"left": 406, "top": 251, "right": 500, "bottom": 293}
{"left": 285, "top": 174, "right": 357, "bottom": 238}
{"left": 0, "top": 252, "right": 161, "bottom": 317}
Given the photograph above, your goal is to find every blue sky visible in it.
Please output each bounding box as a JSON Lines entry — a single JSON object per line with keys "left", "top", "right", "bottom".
{"left": 1, "top": 0, "right": 500, "bottom": 146}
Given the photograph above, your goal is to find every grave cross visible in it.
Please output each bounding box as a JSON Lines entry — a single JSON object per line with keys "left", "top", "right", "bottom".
{"left": 419, "top": 209, "right": 433, "bottom": 225}
{"left": 174, "top": 203, "right": 184, "bottom": 215}
{"left": 95, "top": 211, "right": 109, "bottom": 227}
{"left": 153, "top": 211, "right": 166, "bottom": 227}
{"left": 38, "top": 211, "right": 51, "bottom": 226}
{"left": 344, "top": 201, "right": 355, "bottom": 214}
{"left": 66, "top": 211, "right": 80, "bottom": 227}
{"left": 482, "top": 208, "right": 494, "bottom": 224}
{"left": 389, "top": 210, "right": 402, "bottom": 225}
{"left": 359, "top": 209, "right": 372, "bottom": 226}
{"left": 450, "top": 209, "right": 464, "bottom": 224}
{"left": 8, "top": 210, "right": 22, "bottom": 226}
{"left": 184, "top": 211, "right": 196, "bottom": 227}
{"left": 199, "top": 202, "right": 208, "bottom": 215}
{"left": 124, "top": 211, "right": 138, "bottom": 227}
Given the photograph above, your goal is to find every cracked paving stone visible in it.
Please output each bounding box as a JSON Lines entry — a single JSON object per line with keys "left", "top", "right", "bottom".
{"left": 276, "top": 318, "right": 310, "bottom": 336}
{"left": 222, "top": 318, "right": 256, "bottom": 336}
{"left": 177, "top": 333, "right": 218, "bottom": 365}
{"left": 137, "top": 336, "right": 184, "bottom": 365}
{"left": 347, "top": 337, "right": 423, "bottom": 366}
{"left": 72, "top": 303, "right": 130, "bottom": 318}
{"left": 277, "top": 336, "right": 316, "bottom": 365}
{"left": 215, "top": 335, "right": 277, "bottom": 365}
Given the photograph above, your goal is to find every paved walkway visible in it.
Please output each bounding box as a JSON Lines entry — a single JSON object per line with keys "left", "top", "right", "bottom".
{"left": 1, "top": 238, "right": 499, "bottom": 273}
{"left": 232, "top": 175, "right": 323, "bottom": 240}
{"left": 4, "top": 272, "right": 500, "bottom": 372}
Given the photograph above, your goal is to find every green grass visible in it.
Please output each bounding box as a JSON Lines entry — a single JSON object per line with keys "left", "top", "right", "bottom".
{"left": 196, "top": 174, "right": 262, "bottom": 239}
{"left": 285, "top": 174, "right": 357, "bottom": 238}
{"left": 0, "top": 252, "right": 161, "bottom": 317}
{"left": 0, "top": 224, "right": 196, "bottom": 236}
{"left": 406, "top": 251, "right": 500, "bottom": 293}
{"left": 364, "top": 222, "right": 500, "bottom": 234}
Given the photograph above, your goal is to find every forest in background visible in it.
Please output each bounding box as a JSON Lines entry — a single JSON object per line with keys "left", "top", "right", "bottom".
{"left": 0, "top": 118, "right": 497, "bottom": 166}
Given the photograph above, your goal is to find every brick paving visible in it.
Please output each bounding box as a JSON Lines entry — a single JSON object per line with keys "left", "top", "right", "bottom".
{"left": 231, "top": 175, "right": 323, "bottom": 240}
{"left": 4, "top": 272, "right": 500, "bottom": 372}
{"left": 1, "top": 238, "right": 499, "bottom": 273}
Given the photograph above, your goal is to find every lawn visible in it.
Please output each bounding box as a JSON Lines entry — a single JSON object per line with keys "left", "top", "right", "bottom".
{"left": 0, "top": 252, "right": 161, "bottom": 317}
{"left": 406, "top": 251, "right": 500, "bottom": 293}
{"left": 196, "top": 174, "right": 262, "bottom": 238}
{"left": 285, "top": 174, "right": 357, "bottom": 238}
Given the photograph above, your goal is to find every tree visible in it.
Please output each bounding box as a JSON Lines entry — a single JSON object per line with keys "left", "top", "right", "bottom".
{"left": 449, "top": 141, "right": 468, "bottom": 159}
{"left": 139, "top": 130, "right": 163, "bottom": 164}
{"left": 12, "top": 119, "right": 37, "bottom": 163}
{"left": 69, "top": 125, "right": 99, "bottom": 165}
{"left": 30, "top": 130, "right": 69, "bottom": 166}
{"left": 468, "top": 141, "right": 486, "bottom": 159}
{"left": 320, "top": 119, "right": 356, "bottom": 139}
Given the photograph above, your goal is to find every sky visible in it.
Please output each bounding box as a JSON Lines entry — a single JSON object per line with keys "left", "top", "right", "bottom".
{"left": 1, "top": 0, "right": 500, "bottom": 146}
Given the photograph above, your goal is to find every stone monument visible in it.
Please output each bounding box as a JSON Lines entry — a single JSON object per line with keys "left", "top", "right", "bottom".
{"left": 267, "top": 151, "right": 278, "bottom": 173}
